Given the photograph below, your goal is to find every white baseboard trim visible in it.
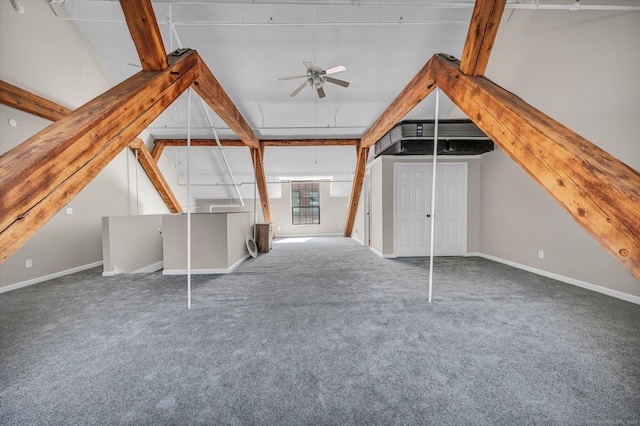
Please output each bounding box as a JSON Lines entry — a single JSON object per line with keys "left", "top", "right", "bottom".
{"left": 466, "top": 252, "right": 640, "bottom": 305}
{"left": 1, "top": 261, "right": 103, "bottom": 294}
{"left": 102, "top": 267, "right": 123, "bottom": 277}
{"left": 102, "top": 261, "right": 164, "bottom": 276}
{"left": 276, "top": 233, "right": 343, "bottom": 238}
{"left": 351, "top": 234, "right": 364, "bottom": 246}
{"left": 133, "top": 261, "right": 164, "bottom": 274}
{"left": 370, "top": 247, "right": 397, "bottom": 259}
{"left": 163, "top": 254, "right": 250, "bottom": 275}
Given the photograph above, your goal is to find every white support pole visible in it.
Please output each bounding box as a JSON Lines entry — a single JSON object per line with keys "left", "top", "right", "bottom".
{"left": 428, "top": 88, "right": 440, "bottom": 303}
{"left": 187, "top": 88, "right": 192, "bottom": 310}
{"left": 253, "top": 150, "right": 258, "bottom": 240}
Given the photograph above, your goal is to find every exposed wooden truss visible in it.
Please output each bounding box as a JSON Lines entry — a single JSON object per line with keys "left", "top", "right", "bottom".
{"left": 342, "top": 58, "right": 437, "bottom": 237}
{"left": 432, "top": 54, "right": 640, "bottom": 280}
{"left": 359, "top": 59, "right": 437, "bottom": 150}
{"left": 250, "top": 147, "right": 274, "bottom": 231}
{"left": 120, "top": 0, "right": 168, "bottom": 71}
{"left": 0, "top": 81, "right": 183, "bottom": 217}
{"left": 192, "top": 56, "right": 260, "bottom": 150}
{"left": 0, "top": 50, "right": 198, "bottom": 263}
{"left": 128, "top": 140, "right": 182, "bottom": 213}
{"left": 154, "top": 138, "right": 359, "bottom": 149}
{"left": 459, "top": 0, "right": 507, "bottom": 76}
{"left": 0, "top": 80, "right": 73, "bottom": 121}
{"left": 343, "top": 146, "right": 369, "bottom": 237}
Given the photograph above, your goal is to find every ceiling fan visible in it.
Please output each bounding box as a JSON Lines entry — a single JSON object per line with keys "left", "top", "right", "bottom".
{"left": 279, "top": 61, "right": 349, "bottom": 99}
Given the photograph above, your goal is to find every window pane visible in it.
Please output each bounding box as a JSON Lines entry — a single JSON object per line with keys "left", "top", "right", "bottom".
{"left": 291, "top": 181, "right": 320, "bottom": 225}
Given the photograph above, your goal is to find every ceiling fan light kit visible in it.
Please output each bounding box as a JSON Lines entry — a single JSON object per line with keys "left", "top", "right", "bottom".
{"left": 279, "top": 61, "right": 350, "bottom": 99}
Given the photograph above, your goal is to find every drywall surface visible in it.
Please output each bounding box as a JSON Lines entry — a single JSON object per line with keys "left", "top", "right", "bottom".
{"left": 162, "top": 213, "right": 252, "bottom": 273}
{"left": 480, "top": 149, "right": 639, "bottom": 296}
{"left": 226, "top": 212, "right": 254, "bottom": 266}
{"left": 480, "top": 10, "right": 640, "bottom": 295}
{"left": 0, "top": 2, "right": 171, "bottom": 289}
{"left": 102, "top": 215, "right": 165, "bottom": 274}
{"left": 369, "top": 160, "right": 384, "bottom": 255}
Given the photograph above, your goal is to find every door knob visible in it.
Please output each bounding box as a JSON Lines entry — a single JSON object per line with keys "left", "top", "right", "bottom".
{"left": 427, "top": 214, "right": 431, "bottom": 218}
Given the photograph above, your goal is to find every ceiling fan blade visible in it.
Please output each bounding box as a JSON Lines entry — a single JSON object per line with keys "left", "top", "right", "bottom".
{"left": 317, "top": 86, "right": 326, "bottom": 99}
{"left": 303, "top": 61, "right": 315, "bottom": 72}
{"left": 290, "top": 81, "right": 308, "bottom": 97}
{"left": 326, "top": 76, "right": 350, "bottom": 88}
{"left": 279, "top": 75, "right": 307, "bottom": 81}
{"left": 325, "top": 65, "right": 346, "bottom": 75}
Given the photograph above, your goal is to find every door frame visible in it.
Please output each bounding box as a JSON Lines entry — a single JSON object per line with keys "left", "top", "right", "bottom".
{"left": 393, "top": 161, "right": 468, "bottom": 257}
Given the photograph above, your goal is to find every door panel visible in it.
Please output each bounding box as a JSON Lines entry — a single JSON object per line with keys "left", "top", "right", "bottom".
{"left": 395, "top": 163, "right": 467, "bottom": 257}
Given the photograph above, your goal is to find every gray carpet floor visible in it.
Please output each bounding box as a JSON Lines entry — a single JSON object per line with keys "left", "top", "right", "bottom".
{"left": 1, "top": 236, "right": 639, "bottom": 425}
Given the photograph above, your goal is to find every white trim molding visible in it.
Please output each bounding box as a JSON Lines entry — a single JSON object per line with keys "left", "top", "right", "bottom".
{"left": 0, "top": 261, "right": 103, "bottom": 293}
{"left": 370, "top": 247, "right": 397, "bottom": 259}
{"left": 163, "top": 254, "right": 250, "bottom": 275}
{"left": 466, "top": 252, "right": 640, "bottom": 305}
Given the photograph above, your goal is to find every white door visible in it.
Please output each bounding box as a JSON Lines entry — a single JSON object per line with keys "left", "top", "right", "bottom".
{"left": 394, "top": 163, "right": 467, "bottom": 257}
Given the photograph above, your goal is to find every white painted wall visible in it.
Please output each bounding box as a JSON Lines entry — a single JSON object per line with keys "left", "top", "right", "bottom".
{"left": 480, "top": 10, "right": 640, "bottom": 295}
{"left": 102, "top": 215, "right": 165, "bottom": 275}
{"left": 0, "top": 2, "right": 172, "bottom": 289}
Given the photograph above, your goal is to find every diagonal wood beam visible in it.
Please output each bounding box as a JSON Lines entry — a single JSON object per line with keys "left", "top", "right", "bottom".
{"left": 344, "top": 145, "right": 369, "bottom": 237}
{"left": 192, "top": 55, "right": 260, "bottom": 150}
{"left": 0, "top": 80, "right": 72, "bottom": 121}
{"left": 460, "top": 0, "right": 507, "bottom": 76}
{"left": 345, "top": 56, "right": 437, "bottom": 237}
{"left": 120, "top": 0, "right": 168, "bottom": 71}
{"left": 432, "top": 54, "right": 640, "bottom": 281}
{"left": 360, "top": 57, "right": 437, "bottom": 149}
{"left": 1, "top": 80, "right": 183, "bottom": 216}
{"left": 250, "top": 146, "right": 273, "bottom": 231}
{"left": 0, "top": 50, "right": 199, "bottom": 264}
{"left": 151, "top": 140, "right": 166, "bottom": 162}
{"left": 191, "top": 53, "right": 272, "bottom": 223}
{"left": 129, "top": 141, "right": 182, "bottom": 213}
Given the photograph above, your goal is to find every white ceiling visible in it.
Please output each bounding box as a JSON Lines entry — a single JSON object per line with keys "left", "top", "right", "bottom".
{"left": 52, "top": 0, "right": 638, "bottom": 199}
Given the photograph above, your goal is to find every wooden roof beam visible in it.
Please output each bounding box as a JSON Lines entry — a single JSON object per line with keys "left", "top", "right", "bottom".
{"left": 345, "top": 56, "right": 437, "bottom": 237}
{"left": 120, "top": 0, "right": 168, "bottom": 71}
{"left": 154, "top": 138, "right": 359, "bottom": 148}
{"left": 129, "top": 141, "right": 182, "bottom": 213}
{"left": 459, "top": 0, "right": 507, "bottom": 76}
{"left": 250, "top": 146, "right": 273, "bottom": 235}
{"left": 344, "top": 145, "right": 369, "bottom": 237}
{"left": 0, "top": 50, "right": 198, "bottom": 263}
{"left": 432, "top": 54, "right": 640, "bottom": 280}
{"left": 192, "top": 55, "right": 260, "bottom": 150}
{"left": 0, "top": 80, "right": 183, "bottom": 216}
{"left": 0, "top": 80, "right": 73, "bottom": 121}
{"left": 360, "top": 57, "right": 437, "bottom": 149}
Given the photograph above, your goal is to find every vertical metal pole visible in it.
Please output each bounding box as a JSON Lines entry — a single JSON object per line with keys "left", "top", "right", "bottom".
{"left": 135, "top": 149, "right": 139, "bottom": 215}
{"left": 253, "top": 149, "right": 257, "bottom": 240}
{"left": 187, "top": 88, "right": 192, "bottom": 310}
{"left": 428, "top": 88, "right": 440, "bottom": 303}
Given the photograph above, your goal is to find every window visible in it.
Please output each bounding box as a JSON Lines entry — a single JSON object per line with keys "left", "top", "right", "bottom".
{"left": 291, "top": 181, "right": 320, "bottom": 225}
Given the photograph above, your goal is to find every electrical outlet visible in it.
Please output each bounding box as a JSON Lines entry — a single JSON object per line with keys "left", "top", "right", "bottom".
{"left": 538, "top": 250, "right": 544, "bottom": 259}
{"left": 25, "top": 259, "right": 32, "bottom": 268}
{"left": 66, "top": 207, "right": 73, "bottom": 215}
